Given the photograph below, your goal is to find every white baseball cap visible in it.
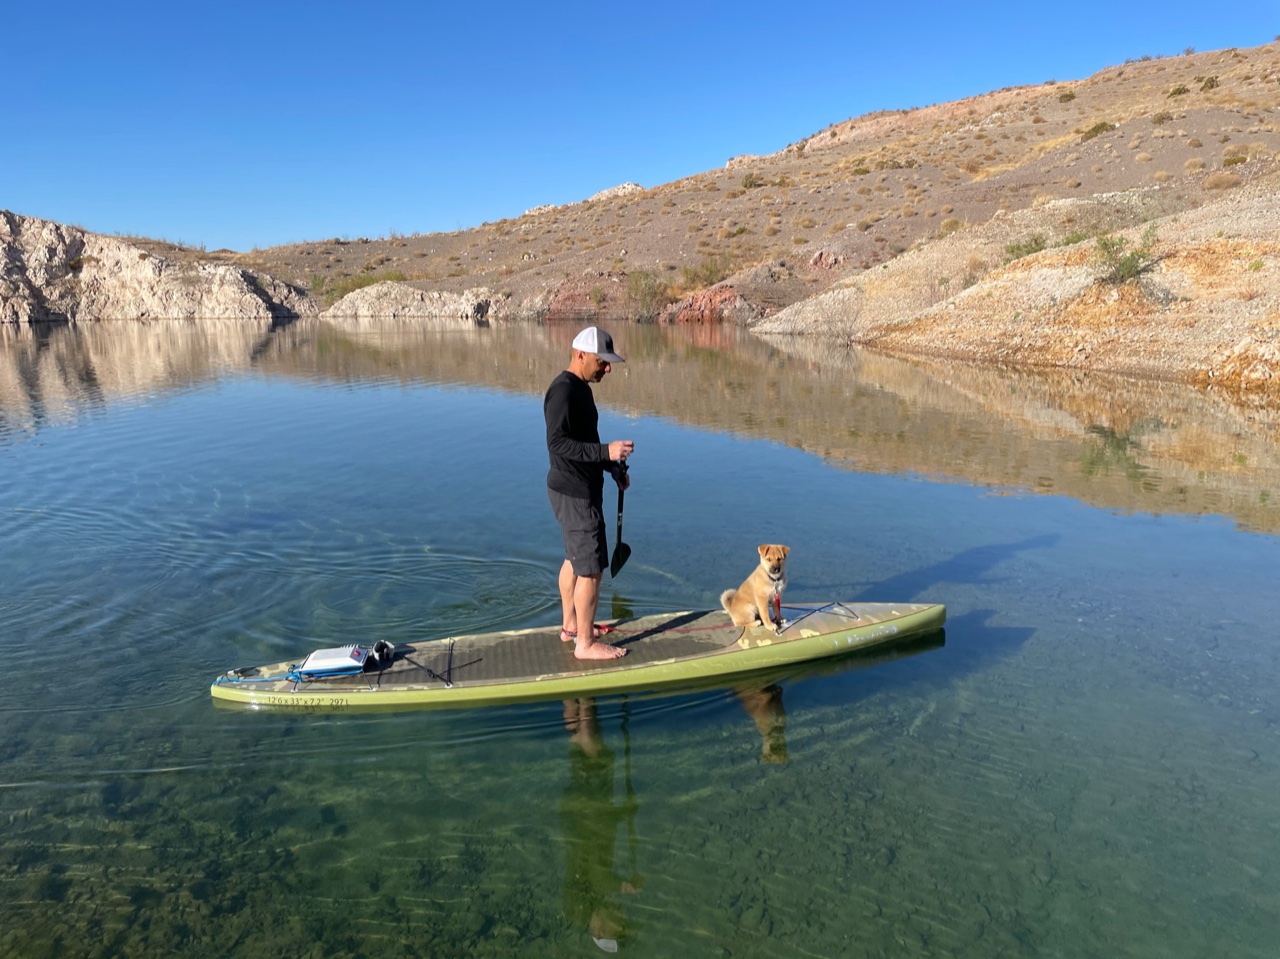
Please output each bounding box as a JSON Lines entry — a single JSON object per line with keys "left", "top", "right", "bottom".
{"left": 572, "top": 326, "right": 625, "bottom": 363}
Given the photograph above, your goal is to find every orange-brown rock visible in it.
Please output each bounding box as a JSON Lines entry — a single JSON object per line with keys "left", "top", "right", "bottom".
{"left": 659, "top": 286, "right": 760, "bottom": 325}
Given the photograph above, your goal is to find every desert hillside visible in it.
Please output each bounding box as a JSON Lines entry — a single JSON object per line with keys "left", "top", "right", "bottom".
{"left": 2, "top": 40, "right": 1278, "bottom": 393}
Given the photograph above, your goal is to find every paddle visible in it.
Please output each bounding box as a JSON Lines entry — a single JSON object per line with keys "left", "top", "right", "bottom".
{"left": 610, "top": 462, "right": 631, "bottom": 577}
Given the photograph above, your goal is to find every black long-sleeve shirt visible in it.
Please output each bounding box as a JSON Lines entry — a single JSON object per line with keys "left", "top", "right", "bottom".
{"left": 544, "top": 370, "right": 611, "bottom": 501}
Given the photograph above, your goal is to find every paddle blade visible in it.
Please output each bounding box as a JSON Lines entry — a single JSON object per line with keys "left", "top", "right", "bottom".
{"left": 610, "top": 541, "right": 631, "bottom": 577}
{"left": 610, "top": 477, "right": 630, "bottom": 578}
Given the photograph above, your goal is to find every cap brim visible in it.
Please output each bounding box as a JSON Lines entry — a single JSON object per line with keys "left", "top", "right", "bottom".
{"left": 597, "top": 352, "right": 625, "bottom": 363}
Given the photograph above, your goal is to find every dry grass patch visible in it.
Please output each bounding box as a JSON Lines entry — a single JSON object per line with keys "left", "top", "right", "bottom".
{"left": 1203, "top": 172, "right": 1242, "bottom": 190}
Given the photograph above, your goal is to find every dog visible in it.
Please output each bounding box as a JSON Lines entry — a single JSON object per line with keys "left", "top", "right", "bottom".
{"left": 721, "top": 544, "right": 789, "bottom": 633}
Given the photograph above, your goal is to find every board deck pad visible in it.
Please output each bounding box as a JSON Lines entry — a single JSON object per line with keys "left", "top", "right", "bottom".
{"left": 211, "top": 602, "right": 945, "bottom": 711}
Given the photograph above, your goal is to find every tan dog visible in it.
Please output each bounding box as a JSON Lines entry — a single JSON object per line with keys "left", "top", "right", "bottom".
{"left": 721, "top": 545, "right": 790, "bottom": 633}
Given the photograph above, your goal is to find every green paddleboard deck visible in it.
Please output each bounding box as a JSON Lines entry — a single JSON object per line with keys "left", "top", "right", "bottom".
{"left": 210, "top": 601, "right": 945, "bottom": 712}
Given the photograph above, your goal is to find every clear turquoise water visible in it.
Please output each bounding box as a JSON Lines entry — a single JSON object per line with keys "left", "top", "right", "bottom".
{"left": 1, "top": 322, "right": 1278, "bottom": 958}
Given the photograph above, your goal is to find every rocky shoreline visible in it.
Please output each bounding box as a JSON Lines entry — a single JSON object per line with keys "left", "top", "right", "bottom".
{"left": 5, "top": 199, "right": 1275, "bottom": 401}
{"left": 750, "top": 171, "right": 1280, "bottom": 396}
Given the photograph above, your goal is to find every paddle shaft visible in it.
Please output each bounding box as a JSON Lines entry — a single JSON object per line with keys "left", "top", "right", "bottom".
{"left": 610, "top": 461, "right": 631, "bottom": 576}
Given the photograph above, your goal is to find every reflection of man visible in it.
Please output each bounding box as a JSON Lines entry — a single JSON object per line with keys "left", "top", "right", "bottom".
{"left": 735, "top": 684, "right": 788, "bottom": 763}
{"left": 560, "top": 698, "right": 641, "bottom": 952}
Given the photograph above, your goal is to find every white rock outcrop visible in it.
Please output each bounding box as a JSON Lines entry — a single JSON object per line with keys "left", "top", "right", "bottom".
{"left": 1, "top": 210, "right": 314, "bottom": 322}
{"left": 321, "top": 281, "right": 497, "bottom": 326}
{"left": 523, "top": 183, "right": 645, "bottom": 218}
{"left": 587, "top": 182, "right": 644, "bottom": 202}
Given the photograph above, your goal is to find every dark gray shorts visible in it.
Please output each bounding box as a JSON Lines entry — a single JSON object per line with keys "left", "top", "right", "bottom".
{"left": 548, "top": 489, "right": 607, "bottom": 577}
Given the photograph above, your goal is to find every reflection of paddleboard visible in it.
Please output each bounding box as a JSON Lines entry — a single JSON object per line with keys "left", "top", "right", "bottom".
{"left": 210, "top": 601, "right": 945, "bottom": 712}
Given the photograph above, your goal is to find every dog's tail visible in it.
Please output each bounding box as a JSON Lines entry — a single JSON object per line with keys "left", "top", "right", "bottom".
{"left": 719, "top": 588, "right": 736, "bottom": 612}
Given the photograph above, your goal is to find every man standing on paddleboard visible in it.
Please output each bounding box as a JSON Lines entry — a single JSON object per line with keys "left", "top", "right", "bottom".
{"left": 545, "top": 326, "right": 633, "bottom": 660}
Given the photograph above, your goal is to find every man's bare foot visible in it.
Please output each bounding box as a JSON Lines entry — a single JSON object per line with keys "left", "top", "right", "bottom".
{"left": 574, "top": 641, "right": 627, "bottom": 660}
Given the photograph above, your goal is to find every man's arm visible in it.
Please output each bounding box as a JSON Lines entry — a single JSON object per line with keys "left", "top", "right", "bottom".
{"left": 545, "top": 381, "right": 609, "bottom": 464}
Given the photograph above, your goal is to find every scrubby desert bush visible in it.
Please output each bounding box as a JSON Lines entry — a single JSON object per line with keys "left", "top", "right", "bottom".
{"left": 1223, "top": 155, "right": 1247, "bottom": 167}
{"left": 1058, "top": 90, "right": 1076, "bottom": 102}
{"left": 1058, "top": 230, "right": 1094, "bottom": 247}
{"left": 680, "top": 255, "right": 729, "bottom": 289}
{"left": 1094, "top": 225, "right": 1158, "bottom": 284}
{"left": 1005, "top": 235, "right": 1047, "bottom": 260}
{"left": 1168, "top": 85, "right": 1190, "bottom": 97}
{"left": 1080, "top": 121, "right": 1116, "bottom": 142}
{"left": 626, "top": 270, "right": 672, "bottom": 317}
{"left": 962, "top": 255, "right": 988, "bottom": 288}
{"left": 320, "top": 270, "right": 407, "bottom": 304}
{"left": 1151, "top": 111, "right": 1173, "bottom": 124}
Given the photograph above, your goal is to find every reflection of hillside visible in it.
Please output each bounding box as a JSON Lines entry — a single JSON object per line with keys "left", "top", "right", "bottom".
{"left": 0, "top": 320, "right": 288, "bottom": 435}
{"left": 2, "top": 320, "right": 1277, "bottom": 534}
{"left": 757, "top": 336, "right": 1280, "bottom": 530}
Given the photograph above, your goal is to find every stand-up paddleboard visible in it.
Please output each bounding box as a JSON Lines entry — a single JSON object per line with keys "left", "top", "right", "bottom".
{"left": 210, "top": 601, "right": 945, "bottom": 712}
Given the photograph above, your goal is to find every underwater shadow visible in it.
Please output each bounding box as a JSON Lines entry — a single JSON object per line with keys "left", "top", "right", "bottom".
{"left": 789, "top": 536, "right": 1056, "bottom": 710}
{"left": 929, "top": 607, "right": 1038, "bottom": 678}
{"left": 788, "top": 608, "right": 1034, "bottom": 714}
{"left": 853, "top": 534, "right": 1061, "bottom": 603}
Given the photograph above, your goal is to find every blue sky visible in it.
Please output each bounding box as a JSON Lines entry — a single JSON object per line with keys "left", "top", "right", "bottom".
{"left": 5, "top": 2, "right": 1274, "bottom": 251}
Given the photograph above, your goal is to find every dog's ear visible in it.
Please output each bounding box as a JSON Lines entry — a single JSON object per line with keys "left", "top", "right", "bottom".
{"left": 757, "top": 544, "right": 769, "bottom": 557}
{"left": 780, "top": 545, "right": 790, "bottom": 557}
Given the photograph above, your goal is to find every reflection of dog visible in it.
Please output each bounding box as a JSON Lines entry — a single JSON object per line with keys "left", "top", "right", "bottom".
{"left": 720, "top": 545, "right": 789, "bottom": 633}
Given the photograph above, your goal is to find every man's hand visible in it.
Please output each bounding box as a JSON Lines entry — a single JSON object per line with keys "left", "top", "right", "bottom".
{"left": 607, "top": 440, "right": 634, "bottom": 462}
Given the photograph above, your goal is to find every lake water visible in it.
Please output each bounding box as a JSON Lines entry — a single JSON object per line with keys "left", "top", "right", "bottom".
{"left": 1, "top": 319, "right": 1278, "bottom": 958}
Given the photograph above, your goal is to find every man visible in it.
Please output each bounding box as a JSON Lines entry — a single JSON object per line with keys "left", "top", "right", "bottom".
{"left": 545, "top": 326, "right": 634, "bottom": 660}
